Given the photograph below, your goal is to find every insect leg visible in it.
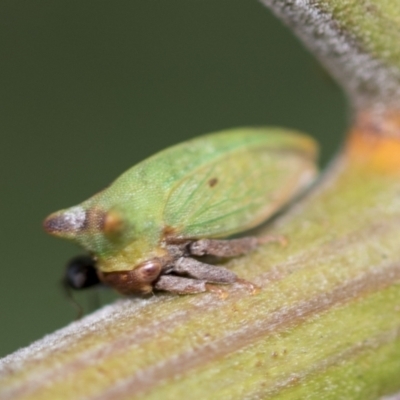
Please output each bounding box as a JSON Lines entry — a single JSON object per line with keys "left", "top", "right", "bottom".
{"left": 173, "top": 257, "right": 237, "bottom": 284}
{"left": 189, "top": 235, "right": 286, "bottom": 258}
{"left": 189, "top": 237, "right": 257, "bottom": 257}
{"left": 154, "top": 275, "right": 207, "bottom": 294}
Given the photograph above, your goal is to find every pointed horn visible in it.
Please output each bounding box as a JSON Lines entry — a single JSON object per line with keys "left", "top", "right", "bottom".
{"left": 43, "top": 206, "right": 87, "bottom": 238}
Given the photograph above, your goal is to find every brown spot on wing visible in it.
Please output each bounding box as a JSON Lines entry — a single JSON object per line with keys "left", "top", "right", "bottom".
{"left": 208, "top": 177, "right": 218, "bottom": 187}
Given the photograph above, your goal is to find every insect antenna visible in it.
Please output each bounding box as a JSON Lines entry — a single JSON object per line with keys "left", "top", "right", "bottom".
{"left": 61, "top": 278, "right": 84, "bottom": 320}
{"left": 88, "top": 286, "right": 101, "bottom": 313}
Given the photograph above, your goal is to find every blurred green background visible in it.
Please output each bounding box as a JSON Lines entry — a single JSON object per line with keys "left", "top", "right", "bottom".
{"left": 0, "top": 0, "right": 345, "bottom": 357}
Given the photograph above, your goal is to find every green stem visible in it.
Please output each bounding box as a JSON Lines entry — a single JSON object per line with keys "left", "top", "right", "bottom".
{"left": 260, "top": 0, "right": 400, "bottom": 109}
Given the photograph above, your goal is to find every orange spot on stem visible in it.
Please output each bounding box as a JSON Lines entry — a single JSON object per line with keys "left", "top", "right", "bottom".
{"left": 346, "top": 110, "right": 400, "bottom": 174}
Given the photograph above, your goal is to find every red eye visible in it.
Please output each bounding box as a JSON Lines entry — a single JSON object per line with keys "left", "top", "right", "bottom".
{"left": 136, "top": 259, "right": 163, "bottom": 282}
{"left": 99, "top": 259, "right": 164, "bottom": 295}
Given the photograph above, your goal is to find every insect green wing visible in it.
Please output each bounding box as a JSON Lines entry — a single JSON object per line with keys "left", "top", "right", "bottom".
{"left": 44, "top": 127, "right": 317, "bottom": 273}
{"left": 163, "top": 128, "right": 317, "bottom": 238}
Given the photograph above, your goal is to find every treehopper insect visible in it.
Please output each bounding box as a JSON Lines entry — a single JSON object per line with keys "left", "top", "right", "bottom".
{"left": 44, "top": 128, "right": 317, "bottom": 296}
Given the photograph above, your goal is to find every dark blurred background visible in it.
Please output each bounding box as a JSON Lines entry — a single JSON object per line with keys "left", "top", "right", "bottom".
{"left": 0, "top": 0, "right": 345, "bottom": 357}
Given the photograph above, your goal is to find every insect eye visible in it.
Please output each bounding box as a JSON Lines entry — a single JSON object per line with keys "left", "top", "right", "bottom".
{"left": 64, "top": 255, "right": 100, "bottom": 290}
{"left": 103, "top": 210, "right": 125, "bottom": 236}
{"left": 135, "top": 259, "right": 163, "bottom": 283}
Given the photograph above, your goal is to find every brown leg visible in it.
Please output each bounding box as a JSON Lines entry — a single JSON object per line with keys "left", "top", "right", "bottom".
{"left": 154, "top": 275, "right": 207, "bottom": 294}
{"left": 155, "top": 259, "right": 258, "bottom": 295}
{"left": 188, "top": 235, "right": 286, "bottom": 258}
{"left": 173, "top": 257, "right": 237, "bottom": 284}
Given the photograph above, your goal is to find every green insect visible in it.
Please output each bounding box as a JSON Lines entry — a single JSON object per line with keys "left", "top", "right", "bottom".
{"left": 44, "top": 128, "right": 317, "bottom": 296}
